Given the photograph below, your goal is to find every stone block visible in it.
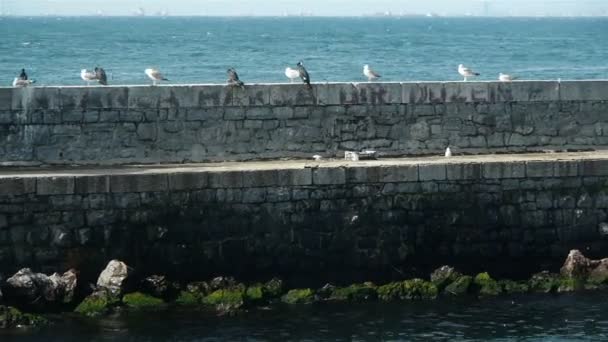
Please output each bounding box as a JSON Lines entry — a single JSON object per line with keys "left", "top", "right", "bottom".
{"left": 346, "top": 166, "right": 383, "bottom": 183}
{"left": 446, "top": 163, "right": 482, "bottom": 180}
{"left": 0, "top": 178, "right": 36, "bottom": 195}
{"left": 488, "top": 82, "right": 514, "bottom": 102}
{"left": 136, "top": 123, "right": 157, "bottom": 141}
{"left": 231, "top": 84, "right": 270, "bottom": 106}
{"left": 560, "top": 81, "right": 608, "bottom": 101}
{"left": 408, "top": 82, "right": 446, "bottom": 104}
{"left": 580, "top": 160, "right": 608, "bottom": 176}
{"left": 162, "top": 85, "right": 198, "bottom": 108}
{"left": 355, "top": 82, "right": 402, "bottom": 105}
{"left": 444, "top": 82, "right": 489, "bottom": 103}
{"left": 483, "top": 162, "right": 526, "bottom": 179}
{"left": 269, "top": 84, "right": 317, "bottom": 106}
{"left": 418, "top": 164, "right": 446, "bottom": 181}
{"left": 110, "top": 174, "right": 168, "bottom": 193}
{"left": 0, "top": 87, "right": 11, "bottom": 110}
{"left": 322, "top": 83, "right": 359, "bottom": 105}
{"left": 510, "top": 81, "right": 560, "bottom": 102}
{"left": 381, "top": 165, "right": 418, "bottom": 182}
{"left": 36, "top": 177, "right": 75, "bottom": 195}
{"left": 187, "top": 108, "right": 223, "bottom": 121}
{"left": 75, "top": 176, "right": 110, "bottom": 193}
{"left": 241, "top": 170, "right": 279, "bottom": 187}
{"left": 526, "top": 161, "right": 555, "bottom": 178}
{"left": 245, "top": 107, "right": 275, "bottom": 120}
{"left": 192, "top": 85, "right": 232, "bottom": 107}
{"left": 208, "top": 171, "right": 244, "bottom": 188}
{"left": 554, "top": 161, "right": 579, "bottom": 177}
{"left": 59, "top": 87, "right": 128, "bottom": 110}
{"left": 277, "top": 169, "right": 312, "bottom": 186}
{"left": 168, "top": 172, "right": 208, "bottom": 190}
{"left": 312, "top": 167, "right": 346, "bottom": 185}
{"left": 12, "top": 87, "right": 61, "bottom": 111}
{"left": 127, "top": 86, "right": 162, "bottom": 108}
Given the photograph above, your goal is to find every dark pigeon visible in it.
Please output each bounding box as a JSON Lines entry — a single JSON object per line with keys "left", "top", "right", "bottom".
{"left": 19, "top": 69, "right": 28, "bottom": 80}
{"left": 227, "top": 68, "right": 244, "bottom": 88}
{"left": 296, "top": 61, "right": 312, "bottom": 89}
{"left": 95, "top": 67, "right": 108, "bottom": 85}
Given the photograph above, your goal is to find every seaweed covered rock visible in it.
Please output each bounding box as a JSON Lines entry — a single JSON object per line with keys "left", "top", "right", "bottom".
{"left": 96, "top": 260, "right": 133, "bottom": 296}
{"left": 262, "top": 278, "right": 284, "bottom": 299}
{"left": 244, "top": 285, "right": 266, "bottom": 304}
{"left": 3, "top": 268, "right": 78, "bottom": 308}
{"left": 473, "top": 273, "right": 501, "bottom": 296}
{"left": 208, "top": 277, "right": 237, "bottom": 291}
{"left": 499, "top": 280, "right": 529, "bottom": 294}
{"left": 141, "top": 275, "right": 173, "bottom": 298}
{"left": 444, "top": 276, "right": 473, "bottom": 296}
{"left": 430, "top": 266, "right": 461, "bottom": 291}
{"left": 281, "top": 289, "right": 316, "bottom": 304}
{"left": 330, "top": 283, "right": 377, "bottom": 302}
{"left": 203, "top": 286, "right": 246, "bottom": 307}
{"left": 377, "top": 279, "right": 438, "bottom": 301}
{"left": 74, "top": 290, "right": 120, "bottom": 317}
{"left": 0, "top": 305, "right": 48, "bottom": 329}
{"left": 317, "top": 283, "right": 337, "bottom": 300}
{"left": 528, "top": 271, "right": 561, "bottom": 293}
{"left": 557, "top": 277, "right": 585, "bottom": 293}
{"left": 174, "top": 282, "right": 211, "bottom": 306}
{"left": 123, "top": 292, "right": 166, "bottom": 310}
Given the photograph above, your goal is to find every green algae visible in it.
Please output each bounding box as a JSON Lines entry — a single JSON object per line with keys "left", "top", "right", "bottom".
{"left": 74, "top": 291, "right": 120, "bottom": 317}
{"left": 281, "top": 288, "right": 316, "bottom": 304}
{"left": 473, "top": 272, "right": 502, "bottom": 296}
{"left": 122, "top": 292, "right": 166, "bottom": 310}
{"left": 175, "top": 290, "right": 204, "bottom": 306}
{"left": 330, "top": 283, "right": 377, "bottom": 302}
{"left": 499, "top": 280, "right": 529, "bottom": 294}
{"left": 444, "top": 275, "right": 473, "bottom": 296}
{"left": 529, "top": 271, "right": 561, "bottom": 293}
{"left": 263, "top": 278, "right": 284, "bottom": 298}
{"left": 0, "top": 305, "right": 48, "bottom": 329}
{"left": 377, "top": 279, "right": 438, "bottom": 301}
{"left": 203, "top": 288, "right": 245, "bottom": 306}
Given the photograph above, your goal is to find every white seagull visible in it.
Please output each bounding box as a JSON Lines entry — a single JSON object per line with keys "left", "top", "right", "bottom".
{"left": 145, "top": 68, "right": 168, "bottom": 86}
{"left": 458, "top": 64, "right": 480, "bottom": 82}
{"left": 80, "top": 69, "right": 97, "bottom": 85}
{"left": 285, "top": 67, "right": 300, "bottom": 83}
{"left": 445, "top": 147, "right": 452, "bottom": 157}
{"left": 499, "top": 73, "right": 517, "bottom": 82}
{"left": 12, "top": 78, "right": 35, "bottom": 87}
{"left": 363, "top": 64, "right": 381, "bottom": 82}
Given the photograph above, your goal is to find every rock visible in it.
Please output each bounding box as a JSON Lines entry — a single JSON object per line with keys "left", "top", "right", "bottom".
{"left": 499, "top": 280, "right": 529, "bottom": 294}
{"left": 186, "top": 281, "right": 211, "bottom": 295}
{"left": 175, "top": 291, "right": 203, "bottom": 306}
{"left": 430, "top": 266, "right": 461, "bottom": 291}
{"left": 557, "top": 277, "right": 584, "bottom": 293}
{"left": 0, "top": 305, "right": 48, "bottom": 329}
{"left": 141, "top": 275, "right": 171, "bottom": 298}
{"left": 208, "top": 276, "right": 237, "bottom": 291}
{"left": 330, "top": 283, "right": 377, "bottom": 302}
{"left": 244, "top": 285, "right": 266, "bottom": 304}
{"left": 377, "top": 279, "right": 438, "bottom": 301}
{"left": 587, "top": 260, "right": 608, "bottom": 285}
{"left": 281, "top": 288, "right": 316, "bottom": 304}
{"left": 96, "top": 260, "right": 133, "bottom": 296}
{"left": 74, "top": 289, "right": 119, "bottom": 317}
{"left": 4, "top": 268, "right": 78, "bottom": 307}
{"left": 560, "top": 249, "right": 595, "bottom": 279}
{"left": 122, "top": 292, "right": 166, "bottom": 311}
{"left": 316, "top": 283, "right": 337, "bottom": 300}
{"left": 444, "top": 276, "right": 473, "bottom": 296}
{"left": 262, "top": 278, "right": 284, "bottom": 299}
{"left": 203, "top": 286, "right": 246, "bottom": 313}
{"left": 529, "top": 271, "right": 561, "bottom": 293}
{"left": 473, "top": 272, "right": 502, "bottom": 296}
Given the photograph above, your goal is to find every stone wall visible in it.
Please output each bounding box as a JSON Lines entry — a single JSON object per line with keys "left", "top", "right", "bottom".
{"left": 1, "top": 81, "right": 608, "bottom": 165}
{"left": 2, "top": 155, "right": 608, "bottom": 282}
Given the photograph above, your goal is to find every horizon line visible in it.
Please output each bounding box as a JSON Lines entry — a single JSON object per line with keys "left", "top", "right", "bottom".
{"left": 2, "top": 14, "right": 608, "bottom": 18}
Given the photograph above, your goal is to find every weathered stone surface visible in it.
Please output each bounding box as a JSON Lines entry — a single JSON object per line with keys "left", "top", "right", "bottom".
{"left": 3, "top": 268, "right": 77, "bottom": 307}
{"left": 96, "top": 260, "right": 133, "bottom": 295}
{"left": 430, "top": 266, "right": 461, "bottom": 290}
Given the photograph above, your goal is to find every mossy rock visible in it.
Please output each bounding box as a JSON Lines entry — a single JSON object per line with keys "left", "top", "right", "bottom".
{"left": 529, "top": 271, "right": 561, "bottom": 293}
{"left": 330, "top": 283, "right": 377, "bottom": 302}
{"left": 499, "top": 280, "right": 529, "bottom": 294}
{"left": 123, "top": 292, "right": 166, "bottom": 310}
{"left": 378, "top": 279, "right": 438, "bottom": 301}
{"left": 281, "top": 289, "right": 316, "bottom": 304}
{"left": 557, "top": 277, "right": 585, "bottom": 293}
{"left": 245, "top": 285, "right": 266, "bottom": 304}
{"left": 0, "top": 305, "right": 48, "bottom": 329}
{"left": 430, "top": 266, "right": 461, "bottom": 291}
{"left": 263, "top": 278, "right": 284, "bottom": 298}
{"left": 175, "top": 290, "right": 204, "bottom": 306}
{"left": 203, "top": 288, "right": 245, "bottom": 306}
{"left": 75, "top": 290, "right": 120, "bottom": 317}
{"left": 473, "top": 273, "right": 502, "bottom": 296}
{"left": 444, "top": 276, "right": 473, "bottom": 296}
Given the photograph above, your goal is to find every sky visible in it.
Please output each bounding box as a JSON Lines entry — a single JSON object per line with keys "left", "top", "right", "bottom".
{"left": 2, "top": 0, "right": 608, "bottom": 17}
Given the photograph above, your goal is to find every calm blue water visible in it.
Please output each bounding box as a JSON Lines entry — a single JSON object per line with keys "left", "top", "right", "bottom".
{"left": 3, "top": 293, "right": 608, "bottom": 341}
{"left": 1, "top": 16, "right": 607, "bottom": 86}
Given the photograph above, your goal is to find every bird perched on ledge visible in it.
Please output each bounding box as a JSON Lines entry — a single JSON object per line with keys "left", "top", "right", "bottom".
{"left": 458, "top": 64, "right": 480, "bottom": 82}
{"left": 296, "top": 61, "right": 312, "bottom": 89}
{"left": 227, "top": 68, "right": 245, "bottom": 88}
{"left": 13, "top": 69, "right": 35, "bottom": 87}
{"left": 81, "top": 67, "right": 108, "bottom": 86}
{"left": 363, "top": 64, "right": 381, "bottom": 82}
{"left": 285, "top": 67, "right": 300, "bottom": 83}
{"left": 499, "top": 73, "right": 517, "bottom": 82}
{"left": 95, "top": 67, "right": 108, "bottom": 85}
{"left": 145, "top": 68, "right": 169, "bottom": 86}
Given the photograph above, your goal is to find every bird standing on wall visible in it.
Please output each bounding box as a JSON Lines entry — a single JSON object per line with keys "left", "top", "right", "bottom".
{"left": 285, "top": 67, "right": 300, "bottom": 83}
{"left": 227, "top": 68, "right": 245, "bottom": 88}
{"left": 363, "top": 64, "right": 381, "bottom": 82}
{"left": 13, "top": 69, "right": 35, "bottom": 87}
{"left": 296, "top": 61, "right": 312, "bottom": 89}
{"left": 19, "top": 69, "right": 28, "bottom": 81}
{"left": 95, "top": 67, "right": 108, "bottom": 85}
{"left": 81, "top": 69, "right": 97, "bottom": 85}
{"left": 458, "top": 64, "right": 480, "bottom": 81}
{"left": 499, "top": 73, "right": 517, "bottom": 82}
{"left": 145, "top": 68, "right": 169, "bottom": 86}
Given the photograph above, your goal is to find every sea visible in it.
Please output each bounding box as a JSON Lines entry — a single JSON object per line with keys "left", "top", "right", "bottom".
{"left": 0, "top": 16, "right": 607, "bottom": 86}
{"left": 2, "top": 293, "right": 608, "bottom": 341}
{"left": 2, "top": 16, "right": 608, "bottom": 341}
